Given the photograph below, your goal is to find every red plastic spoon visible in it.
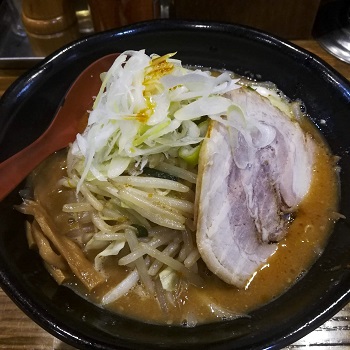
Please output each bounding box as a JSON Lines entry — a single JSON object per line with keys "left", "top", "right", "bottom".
{"left": 0, "top": 53, "right": 119, "bottom": 201}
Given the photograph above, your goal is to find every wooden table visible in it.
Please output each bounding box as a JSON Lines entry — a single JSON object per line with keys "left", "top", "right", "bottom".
{"left": 0, "top": 40, "right": 350, "bottom": 350}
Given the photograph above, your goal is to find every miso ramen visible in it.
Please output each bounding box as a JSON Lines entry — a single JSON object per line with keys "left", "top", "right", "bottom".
{"left": 17, "top": 50, "right": 340, "bottom": 326}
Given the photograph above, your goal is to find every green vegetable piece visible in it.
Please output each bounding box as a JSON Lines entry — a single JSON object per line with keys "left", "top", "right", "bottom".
{"left": 131, "top": 224, "right": 148, "bottom": 238}
{"left": 142, "top": 167, "right": 178, "bottom": 181}
{"left": 179, "top": 144, "right": 201, "bottom": 166}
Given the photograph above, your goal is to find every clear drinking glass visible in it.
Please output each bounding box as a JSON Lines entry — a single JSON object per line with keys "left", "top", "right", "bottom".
{"left": 5, "top": 0, "right": 26, "bottom": 37}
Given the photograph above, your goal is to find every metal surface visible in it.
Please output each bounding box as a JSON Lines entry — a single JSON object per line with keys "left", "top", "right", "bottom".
{"left": 313, "top": 0, "right": 350, "bottom": 64}
{"left": 317, "top": 26, "right": 350, "bottom": 64}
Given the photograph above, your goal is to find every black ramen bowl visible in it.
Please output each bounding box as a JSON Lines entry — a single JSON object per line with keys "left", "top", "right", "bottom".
{"left": 1, "top": 20, "right": 350, "bottom": 350}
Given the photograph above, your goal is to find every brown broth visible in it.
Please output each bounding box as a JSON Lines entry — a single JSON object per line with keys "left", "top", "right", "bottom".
{"left": 28, "top": 117, "right": 339, "bottom": 326}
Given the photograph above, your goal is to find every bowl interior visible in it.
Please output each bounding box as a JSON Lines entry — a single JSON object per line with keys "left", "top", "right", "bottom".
{"left": 1, "top": 20, "right": 350, "bottom": 350}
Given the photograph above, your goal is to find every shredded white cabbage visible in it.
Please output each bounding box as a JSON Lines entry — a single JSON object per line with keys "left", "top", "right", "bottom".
{"left": 70, "top": 50, "right": 241, "bottom": 192}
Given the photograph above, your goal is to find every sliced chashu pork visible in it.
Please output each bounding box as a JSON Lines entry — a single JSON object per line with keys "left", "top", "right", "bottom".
{"left": 196, "top": 88, "right": 315, "bottom": 288}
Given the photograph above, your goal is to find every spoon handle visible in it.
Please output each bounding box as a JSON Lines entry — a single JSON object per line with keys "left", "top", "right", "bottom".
{"left": 0, "top": 134, "right": 60, "bottom": 201}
